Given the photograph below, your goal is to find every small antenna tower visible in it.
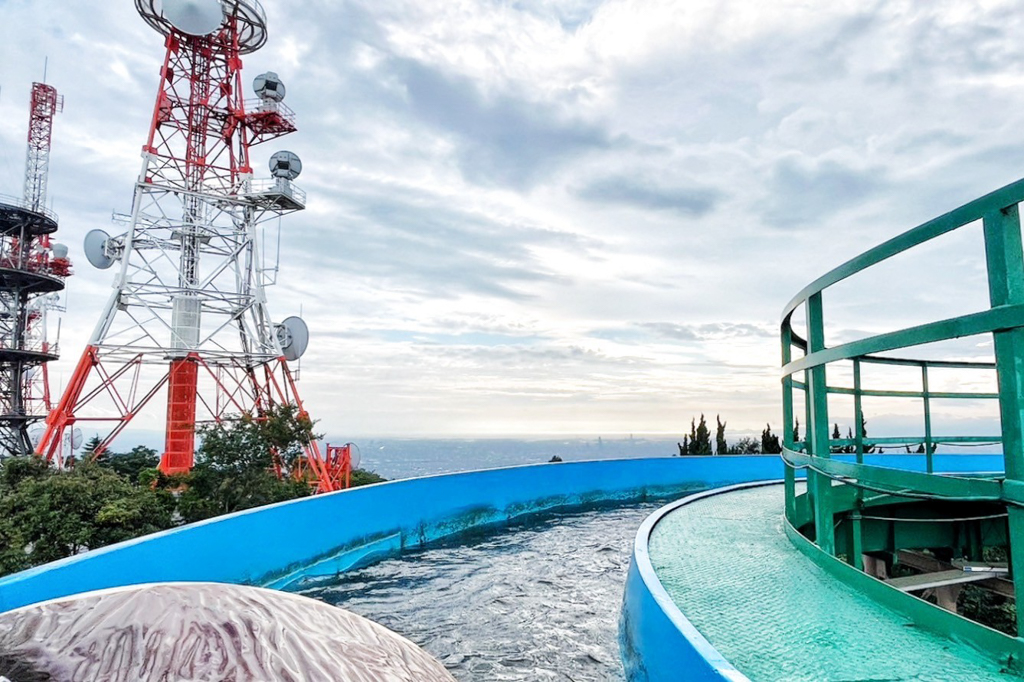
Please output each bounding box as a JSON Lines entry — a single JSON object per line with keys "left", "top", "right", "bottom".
{"left": 0, "top": 81, "right": 70, "bottom": 457}
{"left": 36, "top": 0, "right": 345, "bottom": 491}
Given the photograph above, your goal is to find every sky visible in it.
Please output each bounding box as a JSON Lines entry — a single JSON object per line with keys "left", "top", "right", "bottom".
{"left": 0, "top": 0, "right": 1023, "bottom": 443}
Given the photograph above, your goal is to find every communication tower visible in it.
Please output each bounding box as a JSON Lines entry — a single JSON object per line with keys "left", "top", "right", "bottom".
{"left": 36, "top": 0, "right": 347, "bottom": 491}
{"left": 0, "top": 82, "right": 69, "bottom": 457}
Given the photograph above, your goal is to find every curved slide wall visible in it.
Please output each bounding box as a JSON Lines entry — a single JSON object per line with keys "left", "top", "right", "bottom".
{"left": 620, "top": 453, "right": 1005, "bottom": 682}
{"left": 0, "top": 455, "right": 788, "bottom": 613}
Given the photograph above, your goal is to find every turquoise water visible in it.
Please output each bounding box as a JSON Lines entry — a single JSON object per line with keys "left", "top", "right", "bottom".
{"left": 300, "top": 501, "right": 664, "bottom": 681}
{"left": 649, "top": 485, "right": 1019, "bottom": 682}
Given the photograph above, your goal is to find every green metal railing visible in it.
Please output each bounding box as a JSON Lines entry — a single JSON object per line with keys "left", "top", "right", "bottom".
{"left": 781, "top": 176, "right": 1024, "bottom": 634}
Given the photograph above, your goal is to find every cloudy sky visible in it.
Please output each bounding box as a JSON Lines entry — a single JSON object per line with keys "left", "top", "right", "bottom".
{"left": 0, "top": 0, "right": 1022, "bottom": 443}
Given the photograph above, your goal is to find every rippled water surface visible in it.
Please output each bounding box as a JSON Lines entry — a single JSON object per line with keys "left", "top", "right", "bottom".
{"left": 300, "top": 501, "right": 664, "bottom": 681}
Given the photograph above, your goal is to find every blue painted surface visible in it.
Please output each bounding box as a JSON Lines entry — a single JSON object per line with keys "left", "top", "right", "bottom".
{"left": 0, "top": 455, "right": 787, "bottom": 613}
{"left": 619, "top": 454, "right": 1006, "bottom": 682}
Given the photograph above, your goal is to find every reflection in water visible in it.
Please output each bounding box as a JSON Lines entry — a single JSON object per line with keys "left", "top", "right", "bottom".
{"left": 302, "top": 501, "right": 664, "bottom": 681}
{"left": 0, "top": 582, "right": 455, "bottom": 682}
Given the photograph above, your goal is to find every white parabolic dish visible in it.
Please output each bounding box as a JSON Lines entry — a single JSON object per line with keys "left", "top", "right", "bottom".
{"left": 278, "top": 316, "right": 309, "bottom": 362}
{"left": 84, "top": 230, "right": 114, "bottom": 270}
{"left": 161, "top": 0, "right": 225, "bottom": 36}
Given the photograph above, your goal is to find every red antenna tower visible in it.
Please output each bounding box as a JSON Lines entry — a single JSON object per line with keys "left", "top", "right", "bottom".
{"left": 0, "top": 82, "right": 70, "bottom": 457}
{"left": 35, "top": 0, "right": 348, "bottom": 491}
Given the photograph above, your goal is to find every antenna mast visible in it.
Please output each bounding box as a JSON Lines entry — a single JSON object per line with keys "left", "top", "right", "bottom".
{"left": 0, "top": 82, "right": 69, "bottom": 457}
{"left": 37, "top": 0, "right": 344, "bottom": 491}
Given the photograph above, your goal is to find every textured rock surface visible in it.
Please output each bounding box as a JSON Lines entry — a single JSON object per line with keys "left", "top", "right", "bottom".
{"left": 0, "top": 582, "right": 456, "bottom": 682}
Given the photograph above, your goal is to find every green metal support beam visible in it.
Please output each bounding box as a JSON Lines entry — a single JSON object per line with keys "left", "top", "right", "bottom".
{"left": 983, "top": 204, "right": 1024, "bottom": 634}
{"left": 807, "top": 292, "right": 834, "bottom": 555}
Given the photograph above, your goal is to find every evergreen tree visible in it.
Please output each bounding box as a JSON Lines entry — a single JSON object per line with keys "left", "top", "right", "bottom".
{"left": 689, "top": 418, "right": 698, "bottom": 452}
{"left": 761, "top": 424, "right": 782, "bottom": 454}
{"left": 846, "top": 427, "right": 856, "bottom": 454}
{"left": 82, "top": 435, "right": 103, "bottom": 458}
{"left": 692, "top": 414, "right": 712, "bottom": 455}
{"left": 715, "top": 415, "right": 728, "bottom": 455}
{"left": 860, "top": 415, "right": 876, "bottom": 453}
{"left": 793, "top": 418, "right": 800, "bottom": 444}
{"left": 681, "top": 435, "right": 689, "bottom": 455}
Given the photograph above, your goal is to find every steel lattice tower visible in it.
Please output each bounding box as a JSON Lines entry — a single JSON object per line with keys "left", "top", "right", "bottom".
{"left": 0, "top": 83, "right": 68, "bottom": 457}
{"left": 36, "top": 0, "right": 345, "bottom": 491}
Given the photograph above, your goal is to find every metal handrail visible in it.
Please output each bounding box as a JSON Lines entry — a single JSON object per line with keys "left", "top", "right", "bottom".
{"left": 0, "top": 194, "right": 58, "bottom": 224}
{"left": 780, "top": 174, "right": 1024, "bottom": 628}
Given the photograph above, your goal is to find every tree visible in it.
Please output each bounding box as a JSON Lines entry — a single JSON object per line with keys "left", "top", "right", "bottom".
{"left": 96, "top": 445, "right": 160, "bottom": 485}
{"left": 0, "top": 459, "right": 175, "bottom": 573}
{"left": 793, "top": 418, "right": 800, "bottom": 444}
{"left": 691, "top": 414, "right": 712, "bottom": 455}
{"left": 715, "top": 415, "right": 728, "bottom": 456}
{"left": 174, "top": 406, "right": 316, "bottom": 524}
{"left": 729, "top": 437, "right": 761, "bottom": 454}
{"left": 860, "top": 415, "right": 876, "bottom": 454}
{"left": 830, "top": 423, "right": 842, "bottom": 454}
{"left": 82, "top": 435, "right": 102, "bottom": 458}
{"left": 761, "top": 424, "right": 782, "bottom": 454}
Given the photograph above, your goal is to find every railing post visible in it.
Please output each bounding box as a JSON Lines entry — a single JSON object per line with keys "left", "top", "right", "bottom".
{"left": 853, "top": 358, "right": 864, "bottom": 464}
{"left": 922, "top": 364, "right": 933, "bottom": 473}
{"left": 806, "top": 292, "right": 834, "bottom": 555}
{"left": 982, "top": 203, "right": 1024, "bottom": 633}
{"left": 782, "top": 322, "right": 796, "bottom": 522}
{"left": 848, "top": 510, "right": 864, "bottom": 571}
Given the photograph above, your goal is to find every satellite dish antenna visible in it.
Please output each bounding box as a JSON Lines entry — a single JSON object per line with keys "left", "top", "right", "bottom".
{"left": 51, "top": 243, "right": 69, "bottom": 259}
{"left": 28, "top": 426, "right": 44, "bottom": 447}
{"left": 161, "top": 0, "right": 225, "bottom": 36}
{"left": 62, "top": 428, "right": 84, "bottom": 451}
{"left": 72, "top": 428, "right": 84, "bottom": 450}
{"left": 348, "top": 443, "right": 361, "bottom": 469}
{"left": 269, "top": 151, "right": 302, "bottom": 180}
{"left": 84, "top": 229, "right": 115, "bottom": 269}
{"left": 275, "top": 316, "right": 309, "bottom": 361}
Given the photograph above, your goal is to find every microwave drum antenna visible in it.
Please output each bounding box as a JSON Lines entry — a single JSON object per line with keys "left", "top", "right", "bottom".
{"left": 269, "top": 151, "right": 302, "bottom": 180}
{"left": 254, "top": 72, "right": 286, "bottom": 102}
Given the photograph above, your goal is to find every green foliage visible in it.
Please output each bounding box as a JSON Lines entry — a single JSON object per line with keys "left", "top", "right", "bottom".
{"left": 0, "top": 459, "right": 175, "bottom": 574}
{"left": 729, "top": 437, "right": 761, "bottom": 455}
{"left": 793, "top": 418, "right": 800, "bottom": 444}
{"left": 95, "top": 445, "right": 160, "bottom": 484}
{"left": 174, "top": 406, "right": 316, "bottom": 524}
{"left": 0, "top": 405, "right": 388, "bottom": 578}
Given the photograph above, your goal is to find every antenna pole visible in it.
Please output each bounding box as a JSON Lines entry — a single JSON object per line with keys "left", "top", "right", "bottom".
{"left": 39, "top": 0, "right": 340, "bottom": 491}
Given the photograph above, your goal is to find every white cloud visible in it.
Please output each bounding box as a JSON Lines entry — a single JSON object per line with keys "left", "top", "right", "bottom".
{"left": 0, "top": 0, "right": 1021, "bottom": 444}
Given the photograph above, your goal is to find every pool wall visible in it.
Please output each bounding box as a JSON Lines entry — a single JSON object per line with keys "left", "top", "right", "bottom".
{"left": 0, "top": 455, "right": 787, "bottom": 613}
{"left": 620, "top": 453, "right": 1005, "bottom": 682}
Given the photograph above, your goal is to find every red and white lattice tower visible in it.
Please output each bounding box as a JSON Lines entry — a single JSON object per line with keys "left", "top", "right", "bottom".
{"left": 35, "top": 0, "right": 347, "bottom": 491}
{"left": 0, "top": 83, "right": 69, "bottom": 457}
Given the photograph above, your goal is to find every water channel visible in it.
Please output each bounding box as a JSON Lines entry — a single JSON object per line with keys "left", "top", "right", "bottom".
{"left": 300, "top": 500, "right": 666, "bottom": 681}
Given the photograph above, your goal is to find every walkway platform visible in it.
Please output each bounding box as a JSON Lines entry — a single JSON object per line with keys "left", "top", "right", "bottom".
{"left": 647, "top": 483, "right": 1017, "bottom": 681}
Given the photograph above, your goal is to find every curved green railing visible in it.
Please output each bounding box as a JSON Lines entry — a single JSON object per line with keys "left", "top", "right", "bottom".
{"left": 781, "top": 177, "right": 1024, "bottom": 639}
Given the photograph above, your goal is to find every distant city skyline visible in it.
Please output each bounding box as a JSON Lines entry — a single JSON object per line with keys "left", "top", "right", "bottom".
{"left": 0, "top": 0, "right": 1020, "bottom": 443}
